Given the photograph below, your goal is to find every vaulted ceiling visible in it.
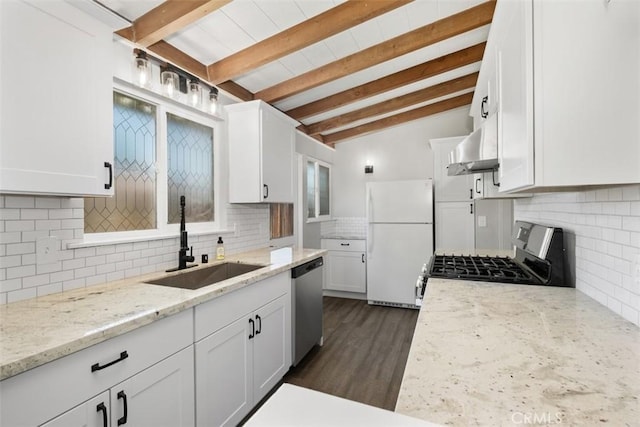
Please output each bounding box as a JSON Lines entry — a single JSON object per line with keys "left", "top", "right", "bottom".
{"left": 104, "top": 0, "right": 496, "bottom": 146}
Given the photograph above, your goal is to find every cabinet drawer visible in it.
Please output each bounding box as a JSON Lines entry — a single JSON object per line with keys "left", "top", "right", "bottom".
{"left": 321, "top": 239, "right": 366, "bottom": 252}
{"left": 0, "top": 310, "right": 193, "bottom": 427}
{"left": 195, "top": 271, "right": 290, "bottom": 341}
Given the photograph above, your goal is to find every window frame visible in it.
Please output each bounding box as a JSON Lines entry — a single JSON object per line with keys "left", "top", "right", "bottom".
{"left": 306, "top": 157, "right": 331, "bottom": 223}
{"left": 83, "top": 82, "right": 222, "bottom": 244}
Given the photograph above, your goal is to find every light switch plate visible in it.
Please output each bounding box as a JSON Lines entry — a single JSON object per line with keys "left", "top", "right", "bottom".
{"left": 36, "top": 236, "right": 61, "bottom": 265}
{"left": 477, "top": 215, "right": 487, "bottom": 227}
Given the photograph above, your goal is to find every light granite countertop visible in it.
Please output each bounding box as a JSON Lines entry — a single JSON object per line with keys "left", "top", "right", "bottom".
{"left": 396, "top": 278, "right": 640, "bottom": 426}
{"left": 0, "top": 247, "right": 326, "bottom": 381}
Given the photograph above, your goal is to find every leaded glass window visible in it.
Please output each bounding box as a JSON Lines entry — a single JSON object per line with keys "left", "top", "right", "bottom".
{"left": 167, "top": 113, "right": 214, "bottom": 224}
{"left": 84, "top": 92, "right": 157, "bottom": 233}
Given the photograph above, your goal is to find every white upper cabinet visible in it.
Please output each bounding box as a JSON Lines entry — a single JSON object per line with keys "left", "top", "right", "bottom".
{"left": 0, "top": 0, "right": 115, "bottom": 196}
{"left": 227, "top": 100, "right": 297, "bottom": 203}
{"left": 493, "top": 0, "right": 640, "bottom": 192}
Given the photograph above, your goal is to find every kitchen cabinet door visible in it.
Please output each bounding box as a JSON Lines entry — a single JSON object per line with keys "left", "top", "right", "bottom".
{"left": 0, "top": 0, "right": 114, "bottom": 196}
{"left": 435, "top": 202, "right": 475, "bottom": 251}
{"left": 195, "top": 316, "right": 253, "bottom": 427}
{"left": 40, "top": 391, "right": 110, "bottom": 427}
{"left": 111, "top": 346, "right": 195, "bottom": 427}
{"left": 227, "top": 100, "right": 296, "bottom": 203}
{"left": 325, "top": 250, "right": 366, "bottom": 293}
{"left": 252, "top": 295, "right": 289, "bottom": 404}
{"left": 495, "top": 0, "right": 534, "bottom": 193}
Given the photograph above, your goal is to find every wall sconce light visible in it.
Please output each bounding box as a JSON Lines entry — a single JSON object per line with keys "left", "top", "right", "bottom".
{"left": 364, "top": 164, "right": 374, "bottom": 174}
{"left": 133, "top": 50, "right": 152, "bottom": 89}
{"left": 161, "top": 68, "right": 180, "bottom": 99}
{"left": 188, "top": 79, "right": 202, "bottom": 108}
{"left": 209, "top": 87, "right": 219, "bottom": 115}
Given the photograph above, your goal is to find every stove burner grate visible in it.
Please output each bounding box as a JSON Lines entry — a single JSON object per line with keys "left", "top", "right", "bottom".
{"left": 428, "top": 255, "right": 539, "bottom": 284}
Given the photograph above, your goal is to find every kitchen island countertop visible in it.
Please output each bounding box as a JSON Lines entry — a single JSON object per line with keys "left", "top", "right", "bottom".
{"left": 0, "top": 247, "right": 326, "bottom": 381}
{"left": 396, "top": 278, "right": 640, "bottom": 426}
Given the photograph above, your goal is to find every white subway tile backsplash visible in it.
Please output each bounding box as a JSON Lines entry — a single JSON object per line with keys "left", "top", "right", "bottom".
{"left": 8, "top": 288, "right": 36, "bottom": 303}
{"left": 35, "top": 198, "right": 61, "bottom": 209}
{"left": 515, "top": 184, "right": 640, "bottom": 326}
{"left": 5, "top": 196, "right": 35, "bottom": 209}
{"left": 36, "top": 282, "right": 62, "bottom": 297}
{"left": 0, "top": 196, "right": 271, "bottom": 305}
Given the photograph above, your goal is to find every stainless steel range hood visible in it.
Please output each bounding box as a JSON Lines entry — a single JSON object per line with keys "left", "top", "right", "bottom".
{"left": 447, "top": 113, "right": 498, "bottom": 176}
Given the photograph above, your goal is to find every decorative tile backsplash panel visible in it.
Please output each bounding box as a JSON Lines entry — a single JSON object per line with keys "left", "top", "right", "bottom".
{"left": 321, "top": 217, "right": 367, "bottom": 238}
{"left": 0, "top": 195, "right": 269, "bottom": 304}
{"left": 514, "top": 185, "right": 640, "bottom": 326}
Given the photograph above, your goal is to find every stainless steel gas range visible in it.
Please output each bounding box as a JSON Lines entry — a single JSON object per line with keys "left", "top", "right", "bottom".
{"left": 420, "top": 221, "right": 569, "bottom": 294}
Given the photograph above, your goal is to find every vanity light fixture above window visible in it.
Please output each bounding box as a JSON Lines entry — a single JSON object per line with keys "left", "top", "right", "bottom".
{"left": 132, "top": 49, "right": 220, "bottom": 115}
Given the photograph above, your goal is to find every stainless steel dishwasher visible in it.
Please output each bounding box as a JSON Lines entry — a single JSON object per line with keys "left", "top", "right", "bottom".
{"left": 291, "top": 257, "right": 324, "bottom": 366}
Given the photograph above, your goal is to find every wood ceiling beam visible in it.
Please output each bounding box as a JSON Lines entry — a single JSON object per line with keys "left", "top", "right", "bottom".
{"left": 306, "top": 72, "right": 478, "bottom": 135}
{"left": 147, "top": 41, "right": 254, "bottom": 101}
{"left": 323, "top": 92, "right": 474, "bottom": 144}
{"left": 287, "top": 42, "right": 485, "bottom": 121}
{"left": 116, "top": 0, "right": 231, "bottom": 47}
{"left": 255, "top": 0, "right": 496, "bottom": 103}
{"left": 206, "top": 0, "right": 414, "bottom": 84}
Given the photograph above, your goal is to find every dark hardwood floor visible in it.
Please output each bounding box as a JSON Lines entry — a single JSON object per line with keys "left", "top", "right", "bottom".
{"left": 284, "top": 297, "right": 419, "bottom": 411}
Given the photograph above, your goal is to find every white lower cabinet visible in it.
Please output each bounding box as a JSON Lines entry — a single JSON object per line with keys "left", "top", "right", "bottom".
{"left": 195, "top": 272, "right": 292, "bottom": 426}
{"left": 1, "top": 272, "right": 294, "bottom": 427}
{"left": 321, "top": 239, "right": 366, "bottom": 293}
{"left": 435, "top": 202, "right": 475, "bottom": 251}
{"left": 41, "top": 347, "right": 194, "bottom": 427}
{"left": 0, "top": 310, "right": 194, "bottom": 427}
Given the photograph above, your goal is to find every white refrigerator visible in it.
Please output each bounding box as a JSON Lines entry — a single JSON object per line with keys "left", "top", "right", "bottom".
{"left": 366, "top": 180, "right": 434, "bottom": 308}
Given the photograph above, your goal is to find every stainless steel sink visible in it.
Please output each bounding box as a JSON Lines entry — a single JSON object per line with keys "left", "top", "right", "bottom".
{"left": 146, "top": 263, "right": 264, "bottom": 290}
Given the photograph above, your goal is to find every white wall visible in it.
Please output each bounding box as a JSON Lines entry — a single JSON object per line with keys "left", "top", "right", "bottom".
{"left": 514, "top": 186, "right": 640, "bottom": 326}
{"left": 332, "top": 107, "right": 473, "bottom": 217}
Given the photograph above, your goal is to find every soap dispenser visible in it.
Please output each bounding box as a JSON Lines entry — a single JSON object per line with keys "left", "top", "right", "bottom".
{"left": 216, "top": 236, "right": 225, "bottom": 260}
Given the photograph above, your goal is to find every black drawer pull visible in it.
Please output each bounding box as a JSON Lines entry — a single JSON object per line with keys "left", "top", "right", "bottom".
{"left": 340, "top": 243, "right": 350, "bottom": 246}
{"left": 249, "top": 318, "right": 255, "bottom": 339}
{"left": 255, "top": 314, "right": 262, "bottom": 335}
{"left": 96, "top": 402, "right": 108, "bottom": 427}
{"left": 117, "top": 391, "right": 128, "bottom": 425}
{"left": 91, "top": 351, "right": 128, "bottom": 372}
{"left": 362, "top": 253, "right": 365, "bottom": 263}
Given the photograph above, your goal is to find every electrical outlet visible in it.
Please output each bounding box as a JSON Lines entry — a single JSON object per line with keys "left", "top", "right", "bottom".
{"left": 36, "top": 236, "right": 60, "bottom": 265}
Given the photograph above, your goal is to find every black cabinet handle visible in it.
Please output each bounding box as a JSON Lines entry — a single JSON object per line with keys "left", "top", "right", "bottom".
{"left": 362, "top": 253, "right": 365, "bottom": 263}
{"left": 469, "top": 188, "right": 473, "bottom": 199}
{"left": 91, "top": 351, "right": 128, "bottom": 372}
{"left": 255, "top": 314, "right": 262, "bottom": 335}
{"left": 117, "top": 391, "right": 128, "bottom": 425}
{"left": 340, "top": 243, "right": 350, "bottom": 246}
{"left": 481, "top": 96, "right": 488, "bottom": 118}
{"left": 475, "top": 177, "right": 482, "bottom": 194}
{"left": 249, "top": 318, "right": 255, "bottom": 339}
{"left": 96, "top": 403, "right": 108, "bottom": 427}
{"left": 470, "top": 203, "right": 474, "bottom": 214}
{"left": 263, "top": 184, "right": 269, "bottom": 199}
{"left": 104, "top": 162, "right": 113, "bottom": 190}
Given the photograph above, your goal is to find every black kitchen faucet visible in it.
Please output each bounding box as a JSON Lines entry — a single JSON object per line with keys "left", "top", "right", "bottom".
{"left": 168, "top": 195, "right": 196, "bottom": 272}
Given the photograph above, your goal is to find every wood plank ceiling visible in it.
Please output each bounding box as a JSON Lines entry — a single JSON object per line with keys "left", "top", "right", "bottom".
{"left": 107, "top": 0, "right": 496, "bottom": 146}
